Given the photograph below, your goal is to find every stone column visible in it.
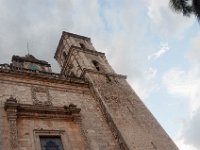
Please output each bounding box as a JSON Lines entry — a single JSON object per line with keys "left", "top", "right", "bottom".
{"left": 4, "top": 96, "right": 18, "bottom": 150}
{"left": 74, "top": 116, "right": 90, "bottom": 150}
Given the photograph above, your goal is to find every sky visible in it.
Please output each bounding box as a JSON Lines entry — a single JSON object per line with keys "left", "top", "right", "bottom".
{"left": 0, "top": 0, "right": 199, "bottom": 149}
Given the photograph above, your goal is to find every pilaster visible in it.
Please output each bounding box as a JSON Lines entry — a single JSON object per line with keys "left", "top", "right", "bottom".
{"left": 5, "top": 96, "right": 18, "bottom": 150}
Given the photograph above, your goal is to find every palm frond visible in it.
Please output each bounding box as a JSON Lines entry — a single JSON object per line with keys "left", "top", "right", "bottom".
{"left": 169, "top": 0, "right": 193, "bottom": 16}
{"left": 193, "top": 0, "right": 200, "bottom": 21}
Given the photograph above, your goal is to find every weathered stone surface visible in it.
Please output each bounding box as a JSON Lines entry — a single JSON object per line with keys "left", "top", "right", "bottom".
{"left": 87, "top": 73, "right": 178, "bottom": 150}
{"left": 0, "top": 73, "right": 119, "bottom": 150}
{"left": 0, "top": 31, "right": 178, "bottom": 150}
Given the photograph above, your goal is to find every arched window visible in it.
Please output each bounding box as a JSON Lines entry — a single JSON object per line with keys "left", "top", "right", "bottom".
{"left": 80, "top": 43, "right": 85, "bottom": 49}
{"left": 63, "top": 52, "right": 67, "bottom": 60}
{"left": 92, "top": 60, "right": 100, "bottom": 71}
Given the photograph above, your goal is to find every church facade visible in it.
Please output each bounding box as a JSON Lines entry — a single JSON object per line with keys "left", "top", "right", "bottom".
{"left": 0, "top": 32, "right": 179, "bottom": 150}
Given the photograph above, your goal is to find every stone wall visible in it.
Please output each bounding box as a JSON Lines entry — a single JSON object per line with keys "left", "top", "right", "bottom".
{"left": 86, "top": 72, "right": 179, "bottom": 150}
{"left": 0, "top": 73, "right": 119, "bottom": 150}
{"left": 17, "top": 118, "right": 84, "bottom": 150}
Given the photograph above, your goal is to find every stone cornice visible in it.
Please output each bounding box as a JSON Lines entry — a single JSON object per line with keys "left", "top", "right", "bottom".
{"left": 5, "top": 97, "right": 81, "bottom": 119}
{"left": 69, "top": 45, "right": 105, "bottom": 56}
{"left": 0, "top": 64, "right": 88, "bottom": 86}
{"left": 63, "top": 31, "right": 91, "bottom": 41}
{"left": 81, "top": 68, "right": 127, "bottom": 79}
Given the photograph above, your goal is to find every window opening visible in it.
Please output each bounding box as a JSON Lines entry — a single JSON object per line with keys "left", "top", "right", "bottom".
{"left": 80, "top": 43, "right": 85, "bottom": 49}
{"left": 92, "top": 60, "right": 100, "bottom": 71}
{"left": 40, "top": 136, "right": 64, "bottom": 150}
{"left": 63, "top": 52, "right": 67, "bottom": 60}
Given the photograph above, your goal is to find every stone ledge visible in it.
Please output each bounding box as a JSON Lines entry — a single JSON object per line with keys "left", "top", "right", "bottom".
{"left": 4, "top": 96, "right": 81, "bottom": 119}
{"left": 0, "top": 64, "right": 88, "bottom": 86}
{"left": 81, "top": 68, "right": 127, "bottom": 79}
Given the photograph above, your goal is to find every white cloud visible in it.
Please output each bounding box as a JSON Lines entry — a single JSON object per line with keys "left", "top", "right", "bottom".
{"left": 0, "top": 0, "right": 75, "bottom": 72}
{"left": 0, "top": 0, "right": 157, "bottom": 98}
{"left": 162, "top": 32, "right": 200, "bottom": 149}
{"left": 0, "top": 0, "right": 169, "bottom": 105}
{"left": 163, "top": 66, "right": 200, "bottom": 150}
{"left": 129, "top": 67, "right": 158, "bottom": 99}
{"left": 148, "top": 43, "right": 169, "bottom": 60}
{"left": 173, "top": 108, "right": 200, "bottom": 150}
{"left": 175, "top": 139, "right": 197, "bottom": 150}
{"left": 145, "top": 67, "right": 157, "bottom": 80}
{"left": 186, "top": 32, "right": 200, "bottom": 63}
{"left": 163, "top": 67, "right": 200, "bottom": 112}
{"left": 181, "top": 108, "right": 200, "bottom": 149}
{"left": 145, "top": 0, "right": 195, "bottom": 38}
{"left": 163, "top": 32, "right": 200, "bottom": 113}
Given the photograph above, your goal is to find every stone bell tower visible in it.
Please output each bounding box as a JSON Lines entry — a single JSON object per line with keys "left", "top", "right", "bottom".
{"left": 54, "top": 32, "right": 179, "bottom": 150}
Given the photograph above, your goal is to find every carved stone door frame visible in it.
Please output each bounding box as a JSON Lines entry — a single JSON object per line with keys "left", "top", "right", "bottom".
{"left": 33, "top": 130, "right": 71, "bottom": 150}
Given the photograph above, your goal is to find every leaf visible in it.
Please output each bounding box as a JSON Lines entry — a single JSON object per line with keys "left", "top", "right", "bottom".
{"left": 193, "top": 0, "right": 200, "bottom": 21}
{"left": 170, "top": 0, "right": 193, "bottom": 16}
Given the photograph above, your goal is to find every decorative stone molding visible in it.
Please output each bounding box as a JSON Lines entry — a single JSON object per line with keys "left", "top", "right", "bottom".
{"left": 80, "top": 68, "right": 127, "bottom": 79}
{"left": 31, "top": 86, "right": 52, "bottom": 106}
{"left": 17, "top": 103, "right": 81, "bottom": 119}
{"left": 5, "top": 97, "right": 81, "bottom": 149}
{"left": 9, "top": 119, "right": 18, "bottom": 149}
{"left": 33, "top": 129, "right": 71, "bottom": 150}
{"left": 0, "top": 64, "right": 87, "bottom": 85}
{"left": 5, "top": 99, "right": 81, "bottom": 119}
{"left": 86, "top": 76, "right": 130, "bottom": 150}
{"left": 4, "top": 96, "right": 18, "bottom": 150}
{"left": 74, "top": 116, "right": 90, "bottom": 150}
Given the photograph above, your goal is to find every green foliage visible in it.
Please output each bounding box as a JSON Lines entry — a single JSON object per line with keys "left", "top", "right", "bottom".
{"left": 169, "top": 0, "right": 200, "bottom": 22}
{"left": 169, "top": 0, "right": 193, "bottom": 16}
{"left": 193, "top": 0, "right": 200, "bottom": 21}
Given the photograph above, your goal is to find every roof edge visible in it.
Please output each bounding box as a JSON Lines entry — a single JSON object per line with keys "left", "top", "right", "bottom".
{"left": 54, "top": 31, "right": 91, "bottom": 59}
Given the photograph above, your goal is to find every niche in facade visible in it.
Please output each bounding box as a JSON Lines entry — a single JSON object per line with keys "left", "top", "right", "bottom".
{"left": 92, "top": 60, "right": 101, "bottom": 71}
{"left": 79, "top": 43, "right": 85, "bottom": 49}
{"left": 63, "top": 52, "right": 67, "bottom": 60}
